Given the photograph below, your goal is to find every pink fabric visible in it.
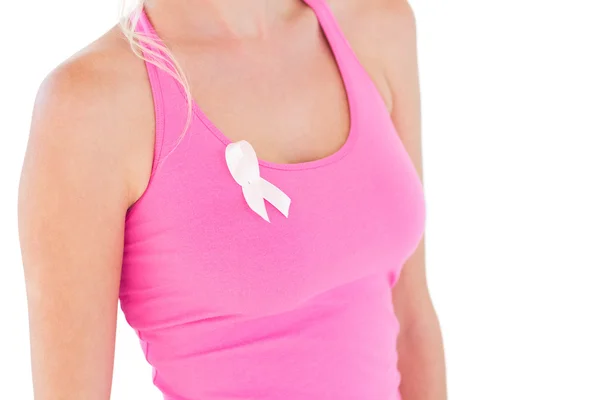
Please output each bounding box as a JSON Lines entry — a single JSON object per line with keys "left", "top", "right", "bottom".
{"left": 121, "top": 0, "right": 426, "bottom": 399}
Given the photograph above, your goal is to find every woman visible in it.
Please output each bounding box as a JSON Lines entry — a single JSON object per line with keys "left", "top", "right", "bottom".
{"left": 18, "top": 0, "right": 446, "bottom": 398}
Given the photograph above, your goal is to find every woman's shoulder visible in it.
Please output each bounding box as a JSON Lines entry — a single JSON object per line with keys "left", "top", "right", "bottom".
{"left": 326, "top": 0, "right": 417, "bottom": 64}
{"left": 31, "top": 24, "right": 155, "bottom": 209}
{"left": 37, "top": 24, "right": 152, "bottom": 127}
{"left": 324, "top": 0, "right": 417, "bottom": 111}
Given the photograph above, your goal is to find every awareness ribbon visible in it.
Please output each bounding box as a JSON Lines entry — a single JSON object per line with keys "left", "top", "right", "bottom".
{"left": 225, "top": 140, "right": 291, "bottom": 222}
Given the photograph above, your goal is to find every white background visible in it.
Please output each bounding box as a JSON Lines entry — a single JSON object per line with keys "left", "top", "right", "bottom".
{"left": 1, "top": 0, "right": 599, "bottom": 399}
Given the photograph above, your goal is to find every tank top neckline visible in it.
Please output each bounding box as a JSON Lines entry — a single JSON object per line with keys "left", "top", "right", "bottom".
{"left": 137, "top": 0, "right": 359, "bottom": 171}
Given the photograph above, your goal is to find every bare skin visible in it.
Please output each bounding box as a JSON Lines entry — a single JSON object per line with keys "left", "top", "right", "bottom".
{"left": 18, "top": 0, "right": 446, "bottom": 399}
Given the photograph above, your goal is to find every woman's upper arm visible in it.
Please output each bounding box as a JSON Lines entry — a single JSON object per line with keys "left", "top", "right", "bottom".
{"left": 18, "top": 54, "right": 134, "bottom": 399}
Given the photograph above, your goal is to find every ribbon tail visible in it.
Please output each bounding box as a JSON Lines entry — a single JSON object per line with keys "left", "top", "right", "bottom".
{"left": 242, "top": 186, "right": 270, "bottom": 222}
{"left": 260, "top": 178, "right": 291, "bottom": 218}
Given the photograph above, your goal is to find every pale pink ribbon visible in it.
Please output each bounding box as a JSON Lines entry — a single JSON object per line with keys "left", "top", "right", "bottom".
{"left": 225, "top": 140, "right": 291, "bottom": 222}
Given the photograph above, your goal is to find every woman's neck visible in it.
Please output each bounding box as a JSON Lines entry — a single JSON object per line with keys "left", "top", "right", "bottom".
{"left": 146, "top": 0, "right": 302, "bottom": 40}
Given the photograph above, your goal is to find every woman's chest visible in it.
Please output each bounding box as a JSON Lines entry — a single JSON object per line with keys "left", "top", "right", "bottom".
{"left": 121, "top": 125, "right": 425, "bottom": 320}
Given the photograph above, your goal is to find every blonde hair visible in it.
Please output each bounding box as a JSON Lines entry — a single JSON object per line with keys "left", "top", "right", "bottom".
{"left": 118, "top": 0, "right": 193, "bottom": 166}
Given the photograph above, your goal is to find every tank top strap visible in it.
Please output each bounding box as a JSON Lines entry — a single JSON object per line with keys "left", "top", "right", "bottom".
{"left": 130, "top": 7, "right": 192, "bottom": 176}
{"left": 302, "top": 0, "right": 365, "bottom": 75}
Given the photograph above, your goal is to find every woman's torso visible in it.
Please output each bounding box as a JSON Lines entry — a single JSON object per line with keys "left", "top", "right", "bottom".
{"left": 114, "top": 0, "right": 425, "bottom": 399}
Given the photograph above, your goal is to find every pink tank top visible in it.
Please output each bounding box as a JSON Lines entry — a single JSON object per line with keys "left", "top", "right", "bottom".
{"left": 121, "top": 1, "right": 426, "bottom": 399}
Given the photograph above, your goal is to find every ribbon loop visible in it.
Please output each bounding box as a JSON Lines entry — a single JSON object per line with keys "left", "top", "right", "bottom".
{"left": 225, "top": 140, "right": 291, "bottom": 222}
